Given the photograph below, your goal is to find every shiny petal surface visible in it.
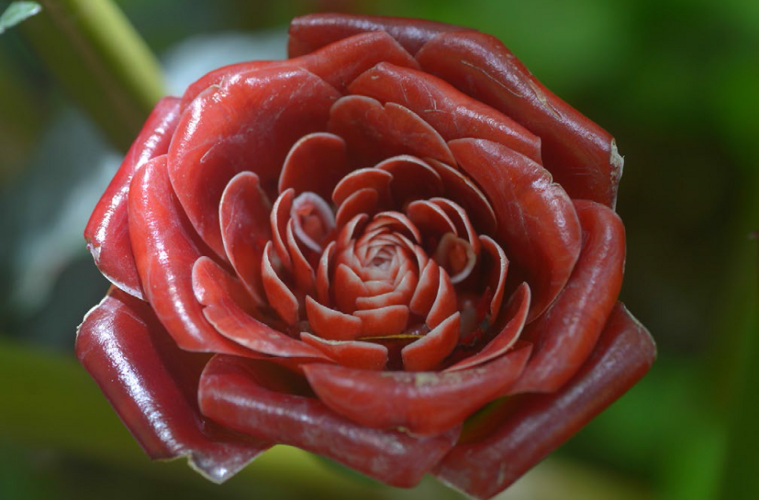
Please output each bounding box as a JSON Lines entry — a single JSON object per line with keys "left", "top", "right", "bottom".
{"left": 199, "top": 355, "right": 459, "bottom": 487}
{"left": 219, "top": 172, "right": 270, "bottom": 306}
{"left": 306, "top": 296, "right": 363, "bottom": 341}
{"left": 288, "top": 13, "right": 468, "bottom": 56}
{"left": 349, "top": 63, "right": 541, "bottom": 162}
{"left": 329, "top": 95, "right": 456, "bottom": 168}
{"left": 305, "top": 342, "right": 531, "bottom": 436}
{"left": 417, "top": 31, "right": 623, "bottom": 207}
{"left": 279, "top": 132, "right": 350, "bottom": 199}
{"left": 84, "top": 97, "right": 181, "bottom": 299}
{"left": 128, "top": 156, "right": 249, "bottom": 356}
{"left": 434, "top": 303, "right": 656, "bottom": 500}
{"left": 76, "top": 288, "right": 268, "bottom": 482}
{"left": 449, "top": 138, "right": 581, "bottom": 321}
{"left": 202, "top": 295, "right": 330, "bottom": 361}
{"left": 512, "top": 200, "right": 626, "bottom": 393}
{"left": 300, "top": 333, "right": 388, "bottom": 370}
{"left": 169, "top": 67, "right": 340, "bottom": 257}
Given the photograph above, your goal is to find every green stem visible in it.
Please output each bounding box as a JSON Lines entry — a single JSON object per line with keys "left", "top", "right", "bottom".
{"left": 20, "top": 0, "right": 165, "bottom": 152}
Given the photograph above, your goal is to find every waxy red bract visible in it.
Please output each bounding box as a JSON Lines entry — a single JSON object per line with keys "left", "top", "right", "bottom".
{"left": 79, "top": 13, "right": 654, "bottom": 499}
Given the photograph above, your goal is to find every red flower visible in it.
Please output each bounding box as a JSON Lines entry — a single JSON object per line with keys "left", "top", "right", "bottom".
{"left": 78, "top": 13, "right": 655, "bottom": 498}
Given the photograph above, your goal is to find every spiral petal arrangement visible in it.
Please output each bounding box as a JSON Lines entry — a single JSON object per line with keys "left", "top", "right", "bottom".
{"left": 79, "top": 13, "right": 655, "bottom": 499}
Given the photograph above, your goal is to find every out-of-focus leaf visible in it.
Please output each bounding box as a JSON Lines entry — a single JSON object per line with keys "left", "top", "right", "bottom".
{"left": 18, "top": 0, "right": 164, "bottom": 152}
{"left": 0, "top": 2, "right": 41, "bottom": 35}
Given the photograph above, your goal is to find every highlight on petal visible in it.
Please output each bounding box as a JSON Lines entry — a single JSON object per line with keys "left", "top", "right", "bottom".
{"left": 199, "top": 355, "right": 460, "bottom": 487}
{"left": 304, "top": 342, "right": 531, "bottom": 436}
{"left": 84, "top": 97, "right": 181, "bottom": 299}
{"left": 128, "top": 156, "right": 249, "bottom": 356}
{"left": 76, "top": 288, "right": 268, "bottom": 483}
{"left": 434, "top": 303, "right": 656, "bottom": 500}
{"left": 261, "top": 241, "right": 300, "bottom": 325}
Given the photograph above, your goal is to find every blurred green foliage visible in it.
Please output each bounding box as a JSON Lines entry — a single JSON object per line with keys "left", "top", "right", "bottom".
{"left": 0, "top": 0, "right": 756, "bottom": 499}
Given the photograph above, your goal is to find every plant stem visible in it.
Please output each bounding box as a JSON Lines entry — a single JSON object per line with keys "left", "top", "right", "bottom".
{"left": 20, "top": 0, "right": 165, "bottom": 152}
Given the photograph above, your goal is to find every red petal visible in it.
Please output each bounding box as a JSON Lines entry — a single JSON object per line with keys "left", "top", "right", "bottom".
{"left": 349, "top": 63, "right": 541, "bottom": 163}
{"left": 354, "top": 305, "right": 410, "bottom": 337}
{"left": 85, "top": 97, "right": 181, "bottom": 299}
{"left": 426, "top": 158, "right": 497, "bottom": 235}
{"left": 288, "top": 13, "right": 467, "bottom": 57}
{"left": 434, "top": 303, "right": 655, "bottom": 500}
{"left": 305, "top": 296, "right": 363, "bottom": 341}
{"left": 304, "top": 342, "right": 531, "bottom": 436}
{"left": 479, "top": 235, "right": 509, "bottom": 319}
{"left": 202, "top": 294, "right": 330, "bottom": 360}
{"left": 374, "top": 155, "right": 444, "bottom": 206}
{"left": 449, "top": 138, "right": 581, "bottom": 321}
{"left": 315, "top": 241, "right": 335, "bottom": 306}
{"left": 426, "top": 268, "right": 457, "bottom": 329}
{"left": 332, "top": 167, "right": 393, "bottom": 207}
{"left": 333, "top": 263, "right": 369, "bottom": 313}
{"left": 300, "top": 333, "right": 388, "bottom": 371}
{"left": 76, "top": 288, "right": 268, "bottom": 482}
{"left": 329, "top": 95, "right": 456, "bottom": 168}
{"left": 270, "top": 189, "right": 294, "bottom": 271}
{"left": 261, "top": 241, "right": 300, "bottom": 325}
{"left": 182, "top": 30, "right": 419, "bottom": 107}
{"left": 430, "top": 198, "right": 481, "bottom": 256}
{"left": 335, "top": 188, "right": 380, "bottom": 229}
{"left": 286, "top": 219, "right": 315, "bottom": 295}
{"left": 168, "top": 66, "right": 339, "bottom": 258}
{"left": 407, "top": 199, "right": 459, "bottom": 240}
{"left": 512, "top": 200, "right": 626, "bottom": 393}
{"left": 199, "top": 355, "right": 459, "bottom": 487}
{"left": 417, "top": 31, "right": 622, "bottom": 208}
{"left": 219, "top": 171, "right": 270, "bottom": 306}
{"left": 192, "top": 256, "right": 257, "bottom": 315}
{"left": 294, "top": 31, "right": 420, "bottom": 91}
{"left": 402, "top": 312, "right": 460, "bottom": 371}
{"left": 128, "top": 156, "right": 249, "bottom": 356}
{"left": 409, "top": 260, "right": 440, "bottom": 316}
{"left": 278, "top": 132, "right": 350, "bottom": 200}
{"left": 446, "top": 283, "right": 530, "bottom": 372}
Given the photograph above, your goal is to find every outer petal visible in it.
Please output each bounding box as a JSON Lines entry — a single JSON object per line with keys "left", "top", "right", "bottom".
{"left": 288, "top": 13, "right": 469, "bottom": 57}
{"left": 449, "top": 138, "right": 581, "bottom": 321}
{"left": 128, "top": 156, "right": 249, "bottom": 356}
{"left": 417, "top": 31, "right": 623, "bottom": 207}
{"left": 303, "top": 342, "right": 531, "bottom": 436}
{"left": 168, "top": 66, "right": 340, "bottom": 258}
{"left": 199, "top": 355, "right": 459, "bottom": 487}
{"left": 84, "top": 97, "right": 181, "bottom": 299}
{"left": 76, "top": 288, "right": 268, "bottom": 482}
{"left": 512, "top": 200, "right": 626, "bottom": 392}
{"left": 349, "top": 63, "right": 541, "bottom": 163}
{"left": 434, "top": 303, "right": 656, "bottom": 500}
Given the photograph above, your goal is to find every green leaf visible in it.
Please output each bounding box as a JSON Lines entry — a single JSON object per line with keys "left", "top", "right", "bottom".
{"left": 0, "top": 2, "right": 41, "bottom": 34}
